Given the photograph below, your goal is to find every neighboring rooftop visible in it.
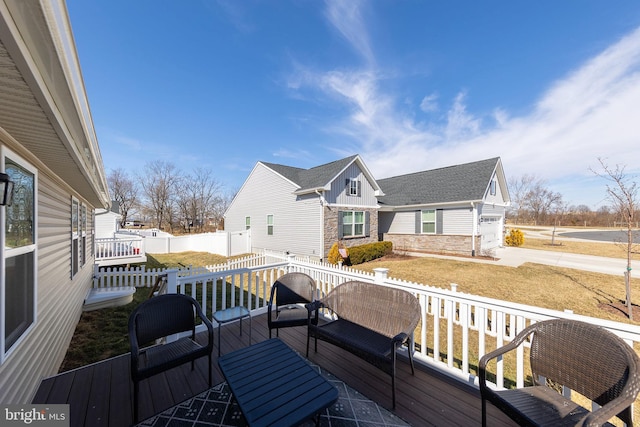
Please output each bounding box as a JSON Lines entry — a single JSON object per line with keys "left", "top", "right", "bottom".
{"left": 377, "top": 157, "right": 500, "bottom": 206}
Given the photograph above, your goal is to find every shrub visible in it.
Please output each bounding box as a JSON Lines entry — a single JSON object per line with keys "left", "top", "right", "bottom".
{"left": 347, "top": 241, "right": 393, "bottom": 265}
{"left": 327, "top": 242, "right": 343, "bottom": 264}
{"left": 505, "top": 228, "right": 524, "bottom": 247}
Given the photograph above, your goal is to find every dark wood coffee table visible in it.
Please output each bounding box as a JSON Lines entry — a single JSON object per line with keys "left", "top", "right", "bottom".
{"left": 218, "top": 338, "right": 339, "bottom": 427}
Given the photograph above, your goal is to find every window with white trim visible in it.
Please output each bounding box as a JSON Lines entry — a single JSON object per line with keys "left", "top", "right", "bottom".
{"left": 2, "top": 153, "right": 36, "bottom": 358}
{"left": 421, "top": 209, "right": 436, "bottom": 234}
{"left": 490, "top": 180, "right": 496, "bottom": 196}
{"left": 81, "top": 204, "right": 87, "bottom": 267}
{"left": 71, "top": 198, "right": 79, "bottom": 277}
{"left": 245, "top": 216, "right": 251, "bottom": 230}
{"left": 347, "top": 178, "right": 360, "bottom": 196}
{"left": 341, "top": 210, "right": 364, "bottom": 237}
{"left": 267, "top": 214, "right": 274, "bottom": 235}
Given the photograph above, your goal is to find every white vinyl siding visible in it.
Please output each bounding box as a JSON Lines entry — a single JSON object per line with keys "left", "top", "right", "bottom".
{"left": 384, "top": 211, "right": 415, "bottom": 234}
{"left": 442, "top": 208, "right": 474, "bottom": 234}
{"left": 0, "top": 160, "right": 96, "bottom": 404}
{"left": 383, "top": 207, "right": 474, "bottom": 235}
{"left": 225, "top": 164, "right": 323, "bottom": 257}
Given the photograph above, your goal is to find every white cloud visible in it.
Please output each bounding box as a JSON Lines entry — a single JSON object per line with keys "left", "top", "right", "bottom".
{"left": 288, "top": 3, "right": 640, "bottom": 206}
{"left": 420, "top": 93, "right": 439, "bottom": 113}
{"left": 324, "top": 0, "right": 375, "bottom": 65}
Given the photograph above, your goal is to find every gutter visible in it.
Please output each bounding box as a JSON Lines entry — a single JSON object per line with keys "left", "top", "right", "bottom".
{"left": 315, "top": 189, "right": 326, "bottom": 261}
{"left": 471, "top": 202, "right": 476, "bottom": 257}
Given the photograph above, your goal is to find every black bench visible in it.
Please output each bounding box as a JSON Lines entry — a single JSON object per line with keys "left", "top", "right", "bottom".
{"left": 306, "top": 281, "right": 421, "bottom": 408}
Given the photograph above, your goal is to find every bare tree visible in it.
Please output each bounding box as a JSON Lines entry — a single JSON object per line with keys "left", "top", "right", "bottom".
{"left": 107, "top": 168, "right": 138, "bottom": 227}
{"left": 507, "top": 174, "right": 537, "bottom": 224}
{"left": 523, "top": 180, "right": 563, "bottom": 225}
{"left": 139, "top": 161, "right": 180, "bottom": 231}
{"left": 175, "top": 168, "right": 223, "bottom": 233}
{"left": 592, "top": 157, "right": 639, "bottom": 320}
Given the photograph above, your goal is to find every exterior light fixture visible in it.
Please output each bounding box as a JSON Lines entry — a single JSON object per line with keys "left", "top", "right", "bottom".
{"left": 0, "top": 172, "right": 14, "bottom": 206}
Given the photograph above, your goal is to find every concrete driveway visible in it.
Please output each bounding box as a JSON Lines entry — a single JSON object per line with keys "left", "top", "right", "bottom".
{"left": 494, "top": 246, "right": 638, "bottom": 276}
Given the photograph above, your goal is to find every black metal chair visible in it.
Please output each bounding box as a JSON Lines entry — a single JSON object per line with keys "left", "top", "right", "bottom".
{"left": 128, "top": 293, "right": 214, "bottom": 423}
{"left": 479, "top": 318, "right": 640, "bottom": 427}
{"left": 267, "top": 272, "right": 317, "bottom": 338}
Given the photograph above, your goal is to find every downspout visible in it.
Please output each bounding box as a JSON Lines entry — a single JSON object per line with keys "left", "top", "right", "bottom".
{"left": 471, "top": 202, "right": 476, "bottom": 257}
{"left": 315, "top": 190, "right": 327, "bottom": 261}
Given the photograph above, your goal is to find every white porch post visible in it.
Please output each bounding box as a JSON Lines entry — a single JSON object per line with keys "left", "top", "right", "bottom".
{"left": 373, "top": 267, "right": 389, "bottom": 284}
{"left": 165, "top": 269, "right": 179, "bottom": 294}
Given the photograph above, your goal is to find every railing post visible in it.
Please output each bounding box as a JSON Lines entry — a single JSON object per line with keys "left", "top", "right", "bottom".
{"left": 165, "top": 269, "right": 179, "bottom": 294}
{"left": 373, "top": 268, "right": 389, "bottom": 284}
{"left": 286, "top": 253, "right": 296, "bottom": 272}
{"left": 450, "top": 283, "right": 458, "bottom": 292}
{"left": 93, "top": 264, "right": 99, "bottom": 288}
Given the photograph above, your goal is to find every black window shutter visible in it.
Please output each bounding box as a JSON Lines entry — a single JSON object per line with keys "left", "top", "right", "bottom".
{"left": 338, "top": 211, "right": 344, "bottom": 239}
{"left": 357, "top": 180, "right": 361, "bottom": 196}
{"left": 436, "top": 209, "right": 444, "bottom": 234}
{"left": 364, "top": 211, "right": 370, "bottom": 236}
{"left": 415, "top": 211, "right": 422, "bottom": 233}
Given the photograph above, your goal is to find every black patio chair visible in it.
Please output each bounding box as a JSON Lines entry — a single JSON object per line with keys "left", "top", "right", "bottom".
{"left": 267, "top": 272, "right": 317, "bottom": 338}
{"left": 128, "top": 293, "right": 214, "bottom": 423}
{"left": 479, "top": 318, "right": 640, "bottom": 427}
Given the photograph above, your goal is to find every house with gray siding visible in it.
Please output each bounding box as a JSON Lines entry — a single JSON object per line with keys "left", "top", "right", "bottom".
{"left": 225, "top": 155, "right": 509, "bottom": 260}
{"left": 377, "top": 157, "right": 509, "bottom": 257}
{"left": 224, "top": 155, "right": 382, "bottom": 259}
{"left": 0, "top": 0, "right": 110, "bottom": 404}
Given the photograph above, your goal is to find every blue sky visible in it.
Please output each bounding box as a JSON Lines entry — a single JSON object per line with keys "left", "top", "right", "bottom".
{"left": 67, "top": 0, "right": 640, "bottom": 209}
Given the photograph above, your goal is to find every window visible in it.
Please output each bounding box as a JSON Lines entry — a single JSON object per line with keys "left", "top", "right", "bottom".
{"left": 3, "top": 154, "right": 36, "bottom": 357}
{"left": 421, "top": 210, "right": 436, "bottom": 234}
{"left": 245, "top": 216, "right": 251, "bottom": 230}
{"left": 346, "top": 178, "right": 360, "bottom": 196}
{"left": 341, "top": 210, "right": 365, "bottom": 237}
{"left": 267, "top": 215, "right": 274, "bottom": 235}
{"left": 71, "top": 198, "right": 79, "bottom": 277}
{"left": 81, "top": 204, "right": 87, "bottom": 267}
{"left": 490, "top": 180, "right": 496, "bottom": 196}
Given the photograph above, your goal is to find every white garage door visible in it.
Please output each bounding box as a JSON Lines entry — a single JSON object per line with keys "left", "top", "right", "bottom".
{"left": 480, "top": 216, "right": 502, "bottom": 252}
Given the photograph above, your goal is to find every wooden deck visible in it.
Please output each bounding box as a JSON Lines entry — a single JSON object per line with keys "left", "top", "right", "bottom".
{"left": 33, "top": 313, "right": 516, "bottom": 427}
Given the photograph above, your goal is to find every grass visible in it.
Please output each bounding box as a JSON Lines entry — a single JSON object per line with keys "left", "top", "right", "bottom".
{"left": 358, "top": 255, "right": 639, "bottom": 324}
{"left": 522, "top": 237, "right": 640, "bottom": 261}
{"left": 60, "top": 253, "right": 248, "bottom": 372}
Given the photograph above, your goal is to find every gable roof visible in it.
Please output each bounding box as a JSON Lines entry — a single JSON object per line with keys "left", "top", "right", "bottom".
{"left": 377, "top": 157, "right": 502, "bottom": 207}
{"left": 261, "top": 155, "right": 382, "bottom": 195}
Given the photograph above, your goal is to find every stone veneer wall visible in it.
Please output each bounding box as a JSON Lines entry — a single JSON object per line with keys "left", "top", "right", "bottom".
{"left": 384, "top": 233, "right": 482, "bottom": 257}
{"left": 323, "top": 206, "right": 379, "bottom": 259}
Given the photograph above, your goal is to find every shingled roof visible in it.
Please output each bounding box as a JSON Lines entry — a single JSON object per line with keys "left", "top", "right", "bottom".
{"left": 377, "top": 157, "right": 501, "bottom": 206}
{"left": 261, "top": 155, "right": 360, "bottom": 191}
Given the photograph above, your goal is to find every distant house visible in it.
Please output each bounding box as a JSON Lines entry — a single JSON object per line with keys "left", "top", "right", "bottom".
{"left": 224, "top": 155, "right": 509, "bottom": 260}
{"left": 95, "top": 201, "right": 121, "bottom": 239}
{"left": 0, "top": 1, "right": 110, "bottom": 404}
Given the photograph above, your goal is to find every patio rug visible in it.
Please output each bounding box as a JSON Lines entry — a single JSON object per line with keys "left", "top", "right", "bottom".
{"left": 136, "top": 362, "right": 411, "bottom": 426}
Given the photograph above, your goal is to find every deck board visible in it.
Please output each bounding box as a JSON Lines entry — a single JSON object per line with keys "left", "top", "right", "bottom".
{"left": 33, "top": 313, "right": 516, "bottom": 427}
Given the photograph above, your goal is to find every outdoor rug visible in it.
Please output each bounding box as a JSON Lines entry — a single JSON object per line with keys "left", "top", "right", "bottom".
{"left": 136, "top": 362, "right": 411, "bottom": 426}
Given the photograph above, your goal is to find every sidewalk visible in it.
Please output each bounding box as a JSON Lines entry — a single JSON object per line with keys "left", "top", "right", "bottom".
{"left": 407, "top": 247, "right": 639, "bottom": 277}
{"left": 495, "top": 247, "right": 639, "bottom": 276}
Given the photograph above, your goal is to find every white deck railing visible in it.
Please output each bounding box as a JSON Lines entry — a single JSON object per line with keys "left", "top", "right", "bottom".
{"left": 95, "top": 237, "right": 145, "bottom": 263}
{"left": 94, "top": 253, "right": 640, "bottom": 400}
